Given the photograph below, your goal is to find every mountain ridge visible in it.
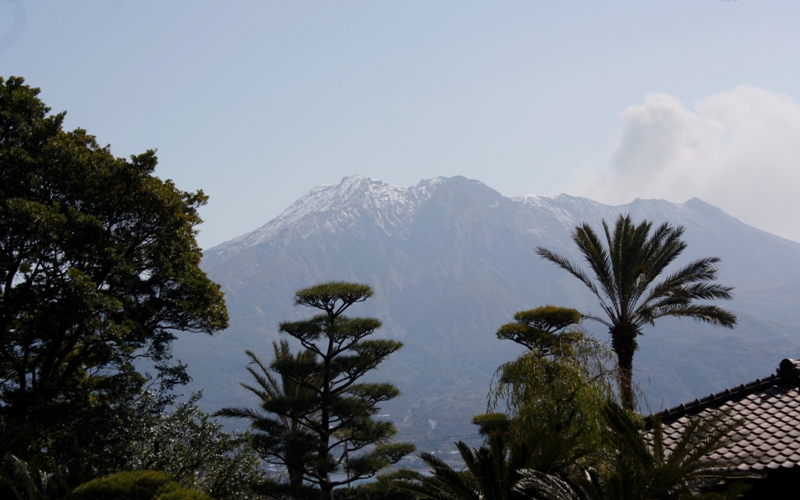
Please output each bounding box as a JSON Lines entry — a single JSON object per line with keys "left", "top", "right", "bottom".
{"left": 185, "top": 175, "right": 800, "bottom": 454}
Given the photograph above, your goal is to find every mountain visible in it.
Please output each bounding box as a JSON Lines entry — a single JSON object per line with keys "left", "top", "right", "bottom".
{"left": 177, "top": 175, "right": 800, "bottom": 454}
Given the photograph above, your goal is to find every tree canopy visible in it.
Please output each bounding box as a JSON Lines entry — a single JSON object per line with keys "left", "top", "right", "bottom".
{"left": 495, "top": 305, "right": 583, "bottom": 356}
{"left": 0, "top": 76, "right": 229, "bottom": 471}
{"left": 536, "top": 214, "right": 736, "bottom": 410}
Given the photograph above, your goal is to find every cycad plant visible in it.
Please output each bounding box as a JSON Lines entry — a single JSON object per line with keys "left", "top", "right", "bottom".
{"left": 393, "top": 427, "right": 586, "bottom": 500}
{"left": 215, "top": 340, "right": 318, "bottom": 497}
{"left": 514, "top": 402, "right": 752, "bottom": 500}
{"left": 0, "top": 454, "right": 69, "bottom": 500}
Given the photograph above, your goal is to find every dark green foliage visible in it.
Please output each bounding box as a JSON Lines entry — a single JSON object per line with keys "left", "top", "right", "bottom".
{"left": 0, "top": 77, "right": 228, "bottom": 474}
{"left": 215, "top": 340, "right": 319, "bottom": 496}
{"left": 334, "top": 477, "right": 417, "bottom": 500}
{"left": 392, "top": 428, "right": 585, "bottom": 500}
{"left": 536, "top": 214, "right": 736, "bottom": 409}
{"left": 68, "top": 470, "right": 213, "bottom": 500}
{"left": 496, "top": 306, "right": 582, "bottom": 354}
{"left": 427, "top": 306, "right": 611, "bottom": 500}
{"left": 491, "top": 346, "right": 614, "bottom": 451}
{"left": 153, "top": 483, "right": 217, "bottom": 500}
{"left": 513, "top": 402, "right": 753, "bottom": 500}
{"left": 586, "top": 403, "right": 751, "bottom": 500}
{"left": 127, "top": 394, "right": 265, "bottom": 500}
{"left": 222, "top": 282, "right": 414, "bottom": 499}
{"left": 0, "top": 453, "right": 70, "bottom": 500}
{"left": 472, "top": 413, "right": 512, "bottom": 437}
{"left": 69, "top": 470, "right": 172, "bottom": 500}
{"left": 0, "top": 391, "right": 263, "bottom": 500}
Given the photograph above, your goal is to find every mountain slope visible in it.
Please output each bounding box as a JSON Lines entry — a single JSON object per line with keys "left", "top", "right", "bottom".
{"left": 180, "top": 175, "right": 800, "bottom": 453}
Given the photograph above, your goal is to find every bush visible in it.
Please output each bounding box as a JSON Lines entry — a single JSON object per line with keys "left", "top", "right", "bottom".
{"left": 69, "top": 470, "right": 214, "bottom": 500}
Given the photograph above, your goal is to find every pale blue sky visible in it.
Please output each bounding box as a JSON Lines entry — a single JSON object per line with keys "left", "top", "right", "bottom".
{"left": 3, "top": 1, "right": 800, "bottom": 248}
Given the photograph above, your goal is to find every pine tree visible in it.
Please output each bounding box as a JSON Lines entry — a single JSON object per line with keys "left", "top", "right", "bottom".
{"left": 235, "top": 282, "right": 414, "bottom": 500}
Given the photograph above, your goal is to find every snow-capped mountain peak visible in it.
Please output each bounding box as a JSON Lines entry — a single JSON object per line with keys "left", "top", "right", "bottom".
{"left": 208, "top": 176, "right": 448, "bottom": 258}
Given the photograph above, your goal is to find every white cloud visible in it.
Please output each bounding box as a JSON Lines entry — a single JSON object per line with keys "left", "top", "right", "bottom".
{"left": 573, "top": 86, "right": 800, "bottom": 243}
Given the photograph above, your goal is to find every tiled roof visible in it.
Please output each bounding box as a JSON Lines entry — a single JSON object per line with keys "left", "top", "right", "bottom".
{"left": 647, "top": 359, "right": 800, "bottom": 472}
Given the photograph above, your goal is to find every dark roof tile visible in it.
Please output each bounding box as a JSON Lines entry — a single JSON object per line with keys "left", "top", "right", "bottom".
{"left": 647, "top": 359, "right": 800, "bottom": 473}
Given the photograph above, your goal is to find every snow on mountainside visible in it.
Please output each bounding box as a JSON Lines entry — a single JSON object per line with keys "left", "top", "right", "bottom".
{"left": 514, "top": 193, "right": 702, "bottom": 229}
{"left": 208, "top": 176, "right": 624, "bottom": 258}
{"left": 211, "top": 177, "right": 728, "bottom": 254}
{"left": 206, "top": 175, "right": 800, "bottom": 290}
{"left": 207, "top": 176, "right": 446, "bottom": 262}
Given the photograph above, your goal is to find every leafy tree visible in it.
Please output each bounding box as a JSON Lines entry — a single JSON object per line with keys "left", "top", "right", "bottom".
{"left": 399, "top": 305, "right": 600, "bottom": 500}
{"left": 489, "top": 306, "right": 615, "bottom": 453}
{"left": 0, "top": 77, "right": 228, "bottom": 472}
{"left": 215, "top": 340, "right": 319, "bottom": 499}
{"left": 535, "top": 214, "right": 736, "bottom": 410}
{"left": 127, "top": 393, "right": 265, "bottom": 500}
{"left": 228, "top": 282, "right": 414, "bottom": 500}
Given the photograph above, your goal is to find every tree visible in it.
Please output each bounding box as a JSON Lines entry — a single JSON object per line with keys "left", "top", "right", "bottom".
{"left": 489, "top": 306, "right": 615, "bottom": 450}
{"left": 535, "top": 214, "right": 736, "bottom": 410}
{"left": 127, "top": 393, "right": 266, "bottom": 500}
{"left": 395, "top": 306, "right": 605, "bottom": 500}
{"left": 215, "top": 340, "right": 320, "bottom": 499}
{"left": 0, "top": 76, "right": 228, "bottom": 471}
{"left": 230, "top": 282, "right": 414, "bottom": 500}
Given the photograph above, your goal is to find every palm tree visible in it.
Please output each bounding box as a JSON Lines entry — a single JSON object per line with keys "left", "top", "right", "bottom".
{"left": 535, "top": 214, "right": 736, "bottom": 410}
{"left": 215, "top": 340, "right": 319, "bottom": 497}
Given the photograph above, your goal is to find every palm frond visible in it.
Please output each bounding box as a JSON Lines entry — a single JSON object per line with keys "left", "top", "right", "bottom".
{"left": 625, "top": 221, "right": 686, "bottom": 315}
{"left": 536, "top": 247, "right": 602, "bottom": 300}
{"left": 648, "top": 304, "right": 737, "bottom": 328}
{"left": 214, "top": 405, "right": 267, "bottom": 422}
{"left": 537, "top": 214, "right": 736, "bottom": 411}
{"left": 575, "top": 223, "right": 620, "bottom": 314}
{"left": 514, "top": 469, "right": 588, "bottom": 500}
{"left": 408, "top": 450, "right": 482, "bottom": 500}
{"left": 640, "top": 257, "right": 730, "bottom": 306}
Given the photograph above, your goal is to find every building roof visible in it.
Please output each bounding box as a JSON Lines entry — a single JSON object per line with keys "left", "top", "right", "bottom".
{"left": 647, "top": 359, "right": 800, "bottom": 472}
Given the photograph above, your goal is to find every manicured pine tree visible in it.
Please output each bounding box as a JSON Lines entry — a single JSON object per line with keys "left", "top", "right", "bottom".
{"left": 235, "top": 282, "right": 414, "bottom": 500}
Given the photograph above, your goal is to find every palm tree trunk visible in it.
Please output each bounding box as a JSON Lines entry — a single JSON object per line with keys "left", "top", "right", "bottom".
{"left": 611, "top": 325, "right": 638, "bottom": 411}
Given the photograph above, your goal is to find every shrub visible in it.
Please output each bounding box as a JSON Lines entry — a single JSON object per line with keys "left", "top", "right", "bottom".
{"left": 69, "top": 470, "right": 214, "bottom": 500}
